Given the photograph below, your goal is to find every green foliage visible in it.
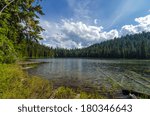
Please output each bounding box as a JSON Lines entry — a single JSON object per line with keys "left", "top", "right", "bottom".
{"left": 53, "top": 86, "right": 104, "bottom": 99}
{"left": 0, "top": 64, "right": 53, "bottom": 98}
{"left": 26, "top": 76, "right": 53, "bottom": 99}
{"left": 54, "top": 87, "right": 76, "bottom": 99}
{"left": 0, "top": 34, "right": 17, "bottom": 63}
{"left": 79, "top": 92, "right": 105, "bottom": 99}
{"left": 0, "top": 0, "right": 45, "bottom": 63}
{"left": 0, "top": 64, "right": 26, "bottom": 98}
{"left": 19, "top": 40, "right": 55, "bottom": 58}
{"left": 0, "top": 0, "right": 44, "bottom": 42}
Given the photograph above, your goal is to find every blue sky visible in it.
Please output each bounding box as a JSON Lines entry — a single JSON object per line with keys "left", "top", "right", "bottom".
{"left": 39, "top": 0, "right": 150, "bottom": 48}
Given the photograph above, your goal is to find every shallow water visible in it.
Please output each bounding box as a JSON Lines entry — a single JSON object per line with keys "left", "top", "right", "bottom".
{"left": 27, "top": 58, "right": 150, "bottom": 96}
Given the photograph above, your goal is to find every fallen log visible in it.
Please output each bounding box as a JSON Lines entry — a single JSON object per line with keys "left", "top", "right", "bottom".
{"left": 122, "top": 89, "right": 150, "bottom": 99}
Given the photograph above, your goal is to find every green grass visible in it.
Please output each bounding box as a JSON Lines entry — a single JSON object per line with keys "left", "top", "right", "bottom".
{"left": 0, "top": 64, "right": 53, "bottom": 98}
{"left": 53, "top": 87, "right": 76, "bottom": 99}
{"left": 0, "top": 64, "right": 106, "bottom": 99}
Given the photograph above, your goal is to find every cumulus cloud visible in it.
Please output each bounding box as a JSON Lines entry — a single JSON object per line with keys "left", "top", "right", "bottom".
{"left": 40, "top": 20, "right": 88, "bottom": 48}
{"left": 62, "top": 20, "right": 119, "bottom": 47}
{"left": 120, "top": 14, "right": 150, "bottom": 35}
{"left": 121, "top": 25, "right": 138, "bottom": 35}
{"left": 40, "top": 19, "right": 119, "bottom": 48}
{"left": 135, "top": 15, "right": 150, "bottom": 24}
{"left": 40, "top": 14, "right": 150, "bottom": 49}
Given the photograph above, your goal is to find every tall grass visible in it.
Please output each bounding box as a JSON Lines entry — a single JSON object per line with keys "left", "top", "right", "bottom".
{"left": 0, "top": 64, "right": 106, "bottom": 99}
{"left": 0, "top": 64, "right": 53, "bottom": 98}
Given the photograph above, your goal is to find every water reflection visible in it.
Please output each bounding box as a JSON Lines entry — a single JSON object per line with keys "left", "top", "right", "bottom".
{"left": 28, "top": 58, "right": 150, "bottom": 79}
{"left": 27, "top": 58, "right": 150, "bottom": 94}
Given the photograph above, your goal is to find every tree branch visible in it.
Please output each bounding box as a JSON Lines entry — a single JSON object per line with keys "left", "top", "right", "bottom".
{"left": 0, "top": 0, "right": 15, "bottom": 16}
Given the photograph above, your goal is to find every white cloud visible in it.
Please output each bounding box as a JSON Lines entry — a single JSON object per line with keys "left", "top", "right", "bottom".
{"left": 62, "top": 20, "right": 119, "bottom": 41}
{"left": 40, "top": 19, "right": 119, "bottom": 48}
{"left": 120, "top": 25, "right": 138, "bottom": 35}
{"left": 135, "top": 15, "right": 150, "bottom": 25}
{"left": 120, "top": 14, "right": 150, "bottom": 35}
{"left": 40, "top": 14, "right": 150, "bottom": 49}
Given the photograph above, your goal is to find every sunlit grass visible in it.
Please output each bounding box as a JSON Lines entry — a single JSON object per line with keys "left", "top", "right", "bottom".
{"left": 0, "top": 64, "right": 107, "bottom": 99}
{"left": 53, "top": 87, "right": 76, "bottom": 99}
{"left": 0, "top": 64, "right": 53, "bottom": 98}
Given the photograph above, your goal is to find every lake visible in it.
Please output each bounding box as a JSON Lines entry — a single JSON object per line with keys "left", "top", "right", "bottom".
{"left": 27, "top": 58, "right": 150, "bottom": 98}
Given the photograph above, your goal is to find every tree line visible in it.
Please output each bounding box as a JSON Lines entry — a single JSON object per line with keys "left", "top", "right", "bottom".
{"left": 54, "top": 32, "right": 150, "bottom": 59}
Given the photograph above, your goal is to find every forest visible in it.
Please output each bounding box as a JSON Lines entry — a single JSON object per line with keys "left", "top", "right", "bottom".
{"left": 54, "top": 32, "right": 150, "bottom": 59}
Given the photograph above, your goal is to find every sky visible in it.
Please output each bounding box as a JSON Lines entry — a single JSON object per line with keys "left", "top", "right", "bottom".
{"left": 39, "top": 0, "right": 150, "bottom": 49}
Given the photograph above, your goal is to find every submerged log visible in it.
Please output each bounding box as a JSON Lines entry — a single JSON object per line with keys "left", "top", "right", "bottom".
{"left": 122, "top": 89, "right": 150, "bottom": 99}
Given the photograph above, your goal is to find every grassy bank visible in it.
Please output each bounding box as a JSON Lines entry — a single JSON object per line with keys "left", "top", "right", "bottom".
{"left": 0, "top": 64, "right": 53, "bottom": 98}
{"left": 0, "top": 64, "right": 105, "bottom": 99}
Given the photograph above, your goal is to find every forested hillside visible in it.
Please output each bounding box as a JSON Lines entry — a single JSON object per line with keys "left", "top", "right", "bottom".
{"left": 55, "top": 32, "right": 150, "bottom": 59}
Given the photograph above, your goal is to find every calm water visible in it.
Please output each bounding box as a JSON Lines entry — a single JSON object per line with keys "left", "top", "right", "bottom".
{"left": 28, "top": 58, "right": 150, "bottom": 94}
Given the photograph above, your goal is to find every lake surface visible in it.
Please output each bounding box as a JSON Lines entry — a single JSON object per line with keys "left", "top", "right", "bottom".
{"left": 27, "top": 58, "right": 150, "bottom": 96}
